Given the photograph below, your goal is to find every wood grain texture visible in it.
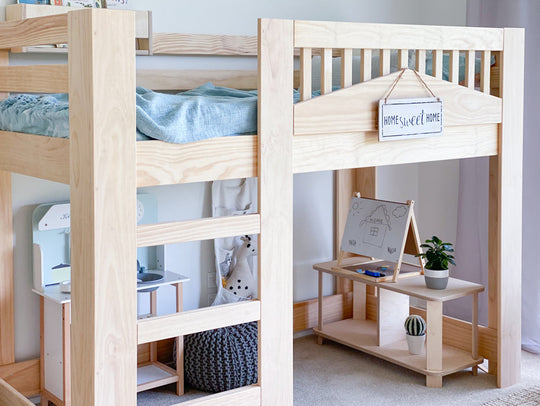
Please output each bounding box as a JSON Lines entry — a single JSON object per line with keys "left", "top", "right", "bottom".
{"left": 137, "top": 214, "right": 260, "bottom": 247}
{"left": 153, "top": 33, "right": 257, "bottom": 56}
{"left": 488, "top": 155, "right": 499, "bottom": 363}
{"left": 0, "top": 13, "right": 67, "bottom": 49}
{"left": 175, "top": 385, "right": 260, "bottom": 406}
{"left": 137, "top": 69, "right": 257, "bottom": 91}
{"left": 294, "top": 69, "right": 502, "bottom": 135}
{"left": 300, "top": 48, "right": 312, "bottom": 101}
{"left": 0, "top": 171, "right": 14, "bottom": 367}
{"left": 294, "top": 124, "right": 498, "bottom": 174}
{"left": 258, "top": 18, "right": 294, "bottom": 406}
{"left": 377, "top": 289, "right": 408, "bottom": 346}
{"left": 465, "top": 50, "right": 475, "bottom": 89}
{"left": 321, "top": 48, "right": 332, "bottom": 95}
{"left": 449, "top": 50, "right": 459, "bottom": 83}
{"left": 0, "top": 378, "right": 33, "bottom": 406}
{"left": 62, "top": 304, "right": 71, "bottom": 406}
{"left": 432, "top": 50, "right": 443, "bottom": 79}
{"left": 294, "top": 20, "right": 503, "bottom": 50}
{"left": 481, "top": 51, "right": 491, "bottom": 94}
{"left": 0, "top": 131, "right": 69, "bottom": 184}
{"left": 293, "top": 293, "right": 352, "bottom": 332}
{"left": 0, "top": 359, "right": 39, "bottom": 398}
{"left": 415, "top": 49, "right": 426, "bottom": 74}
{"left": 410, "top": 308, "right": 497, "bottom": 361}
{"left": 497, "top": 28, "right": 524, "bottom": 388}
{"left": 68, "top": 9, "right": 137, "bottom": 405}
{"left": 137, "top": 301, "right": 261, "bottom": 344}
{"left": 136, "top": 136, "right": 256, "bottom": 187}
{"left": 6, "top": 4, "right": 149, "bottom": 38}
{"left": 0, "top": 65, "right": 67, "bottom": 93}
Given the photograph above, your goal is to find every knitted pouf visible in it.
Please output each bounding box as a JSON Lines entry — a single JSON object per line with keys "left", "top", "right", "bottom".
{"left": 184, "top": 321, "right": 258, "bottom": 393}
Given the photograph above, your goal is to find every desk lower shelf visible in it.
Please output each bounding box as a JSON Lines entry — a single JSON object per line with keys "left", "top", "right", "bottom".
{"left": 314, "top": 318, "right": 483, "bottom": 377}
{"left": 137, "top": 361, "right": 179, "bottom": 392}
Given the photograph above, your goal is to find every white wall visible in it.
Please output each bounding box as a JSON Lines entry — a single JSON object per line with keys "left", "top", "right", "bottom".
{"left": 5, "top": 0, "right": 466, "bottom": 361}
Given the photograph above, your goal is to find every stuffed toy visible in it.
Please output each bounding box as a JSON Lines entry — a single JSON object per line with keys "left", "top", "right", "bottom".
{"left": 224, "top": 235, "right": 256, "bottom": 298}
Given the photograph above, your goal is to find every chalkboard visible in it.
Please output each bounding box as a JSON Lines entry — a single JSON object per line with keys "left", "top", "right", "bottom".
{"left": 340, "top": 196, "right": 411, "bottom": 263}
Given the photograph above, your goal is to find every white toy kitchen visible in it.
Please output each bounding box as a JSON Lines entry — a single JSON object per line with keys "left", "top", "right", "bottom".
{"left": 32, "top": 194, "right": 189, "bottom": 405}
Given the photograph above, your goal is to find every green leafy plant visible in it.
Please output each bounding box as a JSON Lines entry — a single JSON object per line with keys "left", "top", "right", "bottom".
{"left": 416, "top": 236, "right": 455, "bottom": 270}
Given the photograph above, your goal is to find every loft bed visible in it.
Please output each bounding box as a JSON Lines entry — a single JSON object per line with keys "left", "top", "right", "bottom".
{"left": 0, "top": 5, "right": 523, "bottom": 406}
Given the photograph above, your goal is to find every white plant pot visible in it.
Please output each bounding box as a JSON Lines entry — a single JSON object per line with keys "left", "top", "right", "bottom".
{"left": 406, "top": 334, "right": 425, "bottom": 355}
{"left": 424, "top": 268, "right": 449, "bottom": 290}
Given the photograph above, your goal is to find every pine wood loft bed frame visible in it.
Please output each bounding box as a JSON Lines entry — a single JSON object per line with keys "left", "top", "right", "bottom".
{"left": 0, "top": 5, "right": 524, "bottom": 405}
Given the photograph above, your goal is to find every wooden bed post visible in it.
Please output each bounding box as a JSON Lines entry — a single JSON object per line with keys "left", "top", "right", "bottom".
{"left": 0, "top": 49, "right": 15, "bottom": 368}
{"left": 334, "top": 168, "right": 376, "bottom": 312}
{"left": 258, "top": 18, "right": 294, "bottom": 406}
{"left": 0, "top": 169, "right": 14, "bottom": 367}
{"left": 68, "top": 9, "right": 137, "bottom": 405}
{"left": 492, "top": 27, "right": 524, "bottom": 388}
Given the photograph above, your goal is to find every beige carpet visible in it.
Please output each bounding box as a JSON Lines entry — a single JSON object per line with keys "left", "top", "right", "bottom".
{"left": 135, "top": 334, "right": 540, "bottom": 405}
{"left": 482, "top": 386, "right": 540, "bottom": 405}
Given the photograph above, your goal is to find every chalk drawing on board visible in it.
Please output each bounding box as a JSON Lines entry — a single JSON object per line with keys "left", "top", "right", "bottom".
{"left": 337, "top": 195, "right": 425, "bottom": 282}
{"left": 359, "top": 204, "right": 392, "bottom": 248}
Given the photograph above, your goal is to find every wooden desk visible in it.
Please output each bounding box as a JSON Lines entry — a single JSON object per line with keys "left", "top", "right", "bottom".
{"left": 314, "top": 259, "right": 484, "bottom": 387}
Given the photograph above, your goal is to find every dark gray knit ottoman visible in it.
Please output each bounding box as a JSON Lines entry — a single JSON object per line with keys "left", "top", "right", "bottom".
{"left": 184, "top": 321, "right": 258, "bottom": 393}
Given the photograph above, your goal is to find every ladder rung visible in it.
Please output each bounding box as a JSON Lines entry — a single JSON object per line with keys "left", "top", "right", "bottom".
{"left": 137, "top": 214, "right": 260, "bottom": 247}
{"left": 173, "top": 385, "right": 260, "bottom": 406}
{"left": 137, "top": 300, "right": 260, "bottom": 344}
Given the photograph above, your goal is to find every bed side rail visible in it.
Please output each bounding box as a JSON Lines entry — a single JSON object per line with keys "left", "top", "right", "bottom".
{"left": 295, "top": 20, "right": 504, "bottom": 104}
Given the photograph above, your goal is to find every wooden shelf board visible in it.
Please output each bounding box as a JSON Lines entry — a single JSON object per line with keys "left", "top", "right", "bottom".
{"left": 314, "top": 260, "right": 484, "bottom": 302}
{"left": 136, "top": 361, "right": 178, "bottom": 392}
{"left": 314, "top": 318, "right": 483, "bottom": 377}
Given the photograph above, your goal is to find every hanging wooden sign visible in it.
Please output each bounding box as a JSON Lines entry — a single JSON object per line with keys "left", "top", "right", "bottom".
{"left": 379, "top": 97, "right": 443, "bottom": 141}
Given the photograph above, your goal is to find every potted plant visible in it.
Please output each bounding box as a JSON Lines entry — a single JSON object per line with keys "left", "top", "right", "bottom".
{"left": 404, "top": 314, "right": 426, "bottom": 355}
{"left": 416, "top": 236, "right": 455, "bottom": 290}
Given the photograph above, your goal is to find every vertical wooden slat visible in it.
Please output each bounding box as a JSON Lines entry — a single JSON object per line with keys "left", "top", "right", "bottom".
{"left": 426, "top": 300, "right": 443, "bottom": 388}
{"left": 341, "top": 48, "right": 352, "bottom": 88}
{"left": 321, "top": 48, "right": 332, "bottom": 94}
{"left": 69, "top": 9, "right": 137, "bottom": 405}
{"left": 0, "top": 49, "right": 14, "bottom": 368}
{"left": 481, "top": 50, "right": 491, "bottom": 94}
{"left": 398, "top": 49, "right": 408, "bottom": 69}
{"left": 433, "top": 49, "right": 443, "bottom": 79}
{"left": 465, "top": 49, "right": 475, "bottom": 89}
{"left": 62, "top": 303, "right": 71, "bottom": 406}
{"left": 174, "top": 283, "right": 184, "bottom": 396}
{"left": 488, "top": 155, "right": 499, "bottom": 375}
{"left": 496, "top": 28, "right": 524, "bottom": 388}
{"left": 317, "top": 271, "right": 323, "bottom": 345}
{"left": 360, "top": 49, "right": 372, "bottom": 82}
{"left": 415, "top": 49, "right": 426, "bottom": 73}
{"left": 379, "top": 49, "right": 390, "bottom": 76}
{"left": 0, "top": 169, "right": 14, "bottom": 367}
{"left": 300, "top": 48, "right": 312, "bottom": 101}
{"left": 449, "top": 50, "right": 459, "bottom": 83}
{"left": 150, "top": 291, "right": 158, "bottom": 362}
{"left": 39, "top": 298, "right": 45, "bottom": 401}
{"left": 258, "top": 18, "right": 293, "bottom": 406}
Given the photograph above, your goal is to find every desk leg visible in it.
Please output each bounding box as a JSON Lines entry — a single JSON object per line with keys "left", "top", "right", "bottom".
{"left": 150, "top": 291, "right": 158, "bottom": 363}
{"left": 317, "top": 271, "right": 324, "bottom": 345}
{"left": 174, "top": 283, "right": 184, "bottom": 396}
{"left": 40, "top": 297, "right": 49, "bottom": 406}
{"left": 472, "top": 292, "right": 479, "bottom": 376}
{"left": 62, "top": 303, "right": 71, "bottom": 406}
{"left": 426, "top": 300, "right": 443, "bottom": 388}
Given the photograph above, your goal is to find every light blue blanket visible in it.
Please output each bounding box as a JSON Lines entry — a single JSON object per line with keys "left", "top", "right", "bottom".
{"left": 0, "top": 83, "right": 263, "bottom": 144}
